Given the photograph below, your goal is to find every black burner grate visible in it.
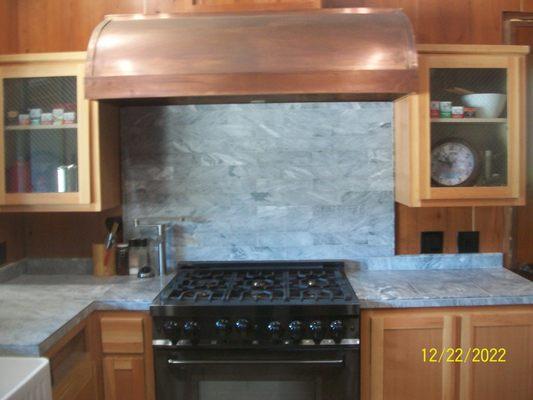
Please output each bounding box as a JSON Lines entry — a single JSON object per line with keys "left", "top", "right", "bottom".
{"left": 164, "top": 263, "right": 354, "bottom": 305}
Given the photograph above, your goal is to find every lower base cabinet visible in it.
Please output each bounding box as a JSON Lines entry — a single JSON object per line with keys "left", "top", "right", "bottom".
{"left": 98, "top": 312, "right": 155, "bottom": 400}
{"left": 361, "top": 306, "right": 533, "bottom": 400}
{"left": 44, "top": 316, "right": 101, "bottom": 400}
{"left": 103, "top": 356, "right": 146, "bottom": 400}
{"left": 460, "top": 311, "right": 533, "bottom": 400}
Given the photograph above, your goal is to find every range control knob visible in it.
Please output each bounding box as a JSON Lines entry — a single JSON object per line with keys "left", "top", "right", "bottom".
{"left": 162, "top": 320, "right": 180, "bottom": 343}
{"left": 288, "top": 320, "right": 303, "bottom": 342}
{"left": 266, "top": 321, "right": 283, "bottom": 343}
{"left": 183, "top": 320, "right": 200, "bottom": 344}
{"left": 309, "top": 320, "right": 324, "bottom": 344}
{"left": 329, "top": 320, "right": 344, "bottom": 343}
{"left": 235, "top": 319, "right": 251, "bottom": 340}
{"left": 215, "top": 319, "right": 232, "bottom": 342}
{"left": 163, "top": 319, "right": 180, "bottom": 335}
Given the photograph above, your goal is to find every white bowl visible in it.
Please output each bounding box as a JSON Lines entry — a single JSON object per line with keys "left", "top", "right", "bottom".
{"left": 461, "top": 93, "right": 507, "bottom": 118}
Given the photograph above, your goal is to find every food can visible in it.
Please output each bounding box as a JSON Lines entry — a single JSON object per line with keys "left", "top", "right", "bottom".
{"left": 18, "top": 114, "right": 30, "bottom": 125}
{"left": 439, "top": 101, "right": 452, "bottom": 118}
{"left": 452, "top": 106, "right": 464, "bottom": 118}
{"left": 7, "top": 110, "right": 19, "bottom": 125}
{"left": 464, "top": 107, "right": 476, "bottom": 118}
{"left": 63, "top": 111, "right": 76, "bottom": 124}
{"left": 52, "top": 108, "right": 64, "bottom": 125}
{"left": 29, "top": 108, "right": 42, "bottom": 125}
{"left": 430, "top": 101, "right": 440, "bottom": 118}
{"left": 57, "top": 164, "right": 78, "bottom": 193}
{"left": 41, "top": 113, "right": 53, "bottom": 125}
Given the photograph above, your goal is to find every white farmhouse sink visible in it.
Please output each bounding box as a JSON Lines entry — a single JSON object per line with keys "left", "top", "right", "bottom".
{"left": 0, "top": 357, "right": 52, "bottom": 400}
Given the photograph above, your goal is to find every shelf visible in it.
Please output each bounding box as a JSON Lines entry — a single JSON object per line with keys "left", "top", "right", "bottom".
{"left": 431, "top": 118, "right": 506, "bottom": 124}
{"left": 4, "top": 124, "right": 78, "bottom": 131}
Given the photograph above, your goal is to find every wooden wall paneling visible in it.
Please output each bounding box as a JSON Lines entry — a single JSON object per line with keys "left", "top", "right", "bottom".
{"left": 147, "top": 0, "right": 321, "bottom": 13}
{"left": 396, "top": 204, "right": 474, "bottom": 254}
{"left": 522, "top": 0, "right": 533, "bottom": 11}
{"left": 472, "top": 207, "right": 507, "bottom": 253}
{"left": 396, "top": 205, "right": 509, "bottom": 255}
{"left": 14, "top": 0, "right": 144, "bottom": 54}
{"left": 467, "top": 0, "right": 522, "bottom": 44}
{"left": 503, "top": 13, "right": 533, "bottom": 268}
{"left": 0, "top": 0, "right": 18, "bottom": 55}
{"left": 0, "top": 214, "right": 26, "bottom": 264}
{"left": 360, "top": 0, "right": 470, "bottom": 43}
{"left": 23, "top": 206, "right": 121, "bottom": 258}
{"left": 360, "top": 0, "right": 523, "bottom": 44}
{"left": 144, "top": 0, "right": 186, "bottom": 13}
{"left": 1, "top": 0, "right": 525, "bottom": 258}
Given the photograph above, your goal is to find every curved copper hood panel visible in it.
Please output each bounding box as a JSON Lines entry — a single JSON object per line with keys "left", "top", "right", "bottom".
{"left": 85, "top": 8, "right": 418, "bottom": 101}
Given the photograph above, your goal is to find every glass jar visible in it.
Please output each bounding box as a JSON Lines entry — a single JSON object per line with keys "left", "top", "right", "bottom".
{"left": 128, "top": 238, "right": 149, "bottom": 275}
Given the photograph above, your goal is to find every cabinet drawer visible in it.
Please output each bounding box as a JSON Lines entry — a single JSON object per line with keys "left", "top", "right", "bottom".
{"left": 101, "top": 316, "right": 144, "bottom": 354}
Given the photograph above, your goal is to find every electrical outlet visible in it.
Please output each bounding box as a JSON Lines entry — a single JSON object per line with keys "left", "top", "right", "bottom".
{"left": 421, "top": 231, "right": 444, "bottom": 254}
{"left": 458, "top": 231, "right": 480, "bottom": 253}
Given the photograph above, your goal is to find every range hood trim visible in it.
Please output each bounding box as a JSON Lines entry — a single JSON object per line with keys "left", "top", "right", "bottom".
{"left": 85, "top": 8, "right": 419, "bottom": 101}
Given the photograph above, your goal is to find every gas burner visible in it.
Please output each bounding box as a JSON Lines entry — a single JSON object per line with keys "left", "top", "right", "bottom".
{"left": 182, "top": 278, "right": 224, "bottom": 290}
{"left": 170, "top": 289, "right": 227, "bottom": 302}
{"left": 300, "top": 289, "right": 337, "bottom": 301}
{"left": 243, "top": 290, "right": 273, "bottom": 301}
{"left": 159, "top": 261, "right": 356, "bottom": 306}
{"left": 296, "top": 270, "right": 327, "bottom": 279}
{"left": 190, "top": 270, "right": 225, "bottom": 280}
{"left": 246, "top": 278, "right": 274, "bottom": 290}
{"left": 244, "top": 271, "right": 276, "bottom": 280}
{"left": 299, "top": 277, "right": 329, "bottom": 289}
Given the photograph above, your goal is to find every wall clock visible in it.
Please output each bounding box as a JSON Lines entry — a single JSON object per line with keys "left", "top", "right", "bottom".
{"left": 431, "top": 138, "right": 480, "bottom": 187}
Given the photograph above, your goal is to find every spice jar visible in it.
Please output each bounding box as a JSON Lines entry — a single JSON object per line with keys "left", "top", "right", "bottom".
{"left": 116, "top": 243, "right": 130, "bottom": 276}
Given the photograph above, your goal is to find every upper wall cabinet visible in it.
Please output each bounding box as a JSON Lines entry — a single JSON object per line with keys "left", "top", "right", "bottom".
{"left": 0, "top": 52, "right": 120, "bottom": 212}
{"left": 395, "top": 45, "right": 529, "bottom": 207}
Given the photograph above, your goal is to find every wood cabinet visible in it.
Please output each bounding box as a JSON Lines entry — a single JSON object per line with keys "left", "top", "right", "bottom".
{"left": 362, "top": 306, "right": 533, "bottom": 400}
{"left": 45, "top": 315, "right": 102, "bottom": 400}
{"left": 0, "top": 52, "right": 120, "bottom": 212}
{"left": 99, "top": 312, "right": 155, "bottom": 400}
{"left": 103, "top": 356, "right": 146, "bottom": 400}
{"left": 395, "top": 44, "right": 529, "bottom": 207}
{"left": 459, "top": 311, "right": 533, "bottom": 400}
{"left": 361, "top": 308, "right": 457, "bottom": 400}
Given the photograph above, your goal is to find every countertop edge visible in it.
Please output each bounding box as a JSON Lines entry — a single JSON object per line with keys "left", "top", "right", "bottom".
{"left": 359, "top": 295, "right": 533, "bottom": 309}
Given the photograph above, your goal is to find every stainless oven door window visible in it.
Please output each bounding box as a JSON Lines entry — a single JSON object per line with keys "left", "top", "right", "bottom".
{"left": 154, "top": 347, "right": 359, "bottom": 400}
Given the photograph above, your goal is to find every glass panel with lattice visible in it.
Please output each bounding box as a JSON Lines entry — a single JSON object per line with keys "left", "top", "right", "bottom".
{"left": 3, "top": 76, "right": 78, "bottom": 193}
{"left": 429, "top": 68, "right": 508, "bottom": 188}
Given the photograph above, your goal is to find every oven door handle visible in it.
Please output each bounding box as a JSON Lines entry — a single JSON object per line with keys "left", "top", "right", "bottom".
{"left": 168, "top": 358, "right": 344, "bottom": 366}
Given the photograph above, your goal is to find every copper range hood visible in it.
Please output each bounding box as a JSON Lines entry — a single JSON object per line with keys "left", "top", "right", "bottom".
{"left": 85, "top": 8, "right": 418, "bottom": 103}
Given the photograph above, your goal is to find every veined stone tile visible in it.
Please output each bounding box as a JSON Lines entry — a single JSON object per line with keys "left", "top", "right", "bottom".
{"left": 122, "top": 102, "right": 394, "bottom": 262}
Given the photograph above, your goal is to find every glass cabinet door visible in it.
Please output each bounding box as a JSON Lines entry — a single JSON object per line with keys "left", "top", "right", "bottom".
{"left": 421, "top": 55, "right": 521, "bottom": 200}
{"left": 0, "top": 63, "right": 90, "bottom": 205}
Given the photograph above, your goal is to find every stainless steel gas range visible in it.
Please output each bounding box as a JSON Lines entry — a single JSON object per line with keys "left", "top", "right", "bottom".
{"left": 151, "top": 261, "right": 360, "bottom": 400}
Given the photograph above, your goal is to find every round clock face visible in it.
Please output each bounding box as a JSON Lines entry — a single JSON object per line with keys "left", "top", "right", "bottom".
{"left": 431, "top": 140, "right": 479, "bottom": 187}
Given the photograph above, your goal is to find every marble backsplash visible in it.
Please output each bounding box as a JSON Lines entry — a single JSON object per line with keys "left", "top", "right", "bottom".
{"left": 121, "top": 102, "right": 394, "bottom": 262}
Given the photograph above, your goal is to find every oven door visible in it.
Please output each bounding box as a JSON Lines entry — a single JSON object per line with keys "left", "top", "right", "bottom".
{"left": 154, "top": 347, "right": 359, "bottom": 400}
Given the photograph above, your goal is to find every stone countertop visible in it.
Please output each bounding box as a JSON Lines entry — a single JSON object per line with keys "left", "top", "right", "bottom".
{"left": 347, "top": 267, "right": 533, "bottom": 308}
{"left": 1, "top": 263, "right": 532, "bottom": 357}
{"left": 0, "top": 274, "right": 173, "bottom": 357}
